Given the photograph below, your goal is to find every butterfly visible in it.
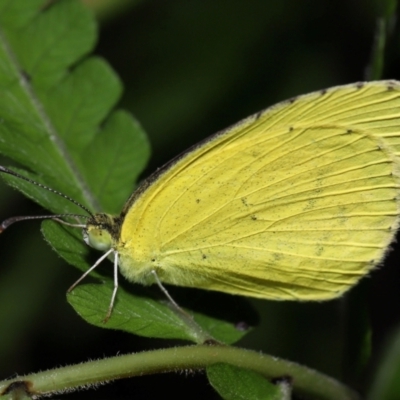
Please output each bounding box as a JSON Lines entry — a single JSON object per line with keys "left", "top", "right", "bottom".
{"left": 2, "top": 80, "right": 400, "bottom": 321}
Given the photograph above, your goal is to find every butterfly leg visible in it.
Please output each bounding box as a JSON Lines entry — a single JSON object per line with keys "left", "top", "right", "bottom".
{"left": 150, "top": 269, "right": 186, "bottom": 312}
{"left": 151, "top": 270, "right": 219, "bottom": 344}
{"left": 67, "top": 248, "right": 116, "bottom": 322}
{"left": 103, "top": 251, "right": 119, "bottom": 323}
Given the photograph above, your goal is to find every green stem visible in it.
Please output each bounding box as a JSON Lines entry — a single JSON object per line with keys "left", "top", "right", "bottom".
{"left": 0, "top": 344, "right": 360, "bottom": 400}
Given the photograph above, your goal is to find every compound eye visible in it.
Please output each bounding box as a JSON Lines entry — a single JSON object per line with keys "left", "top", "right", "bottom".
{"left": 85, "top": 226, "right": 113, "bottom": 251}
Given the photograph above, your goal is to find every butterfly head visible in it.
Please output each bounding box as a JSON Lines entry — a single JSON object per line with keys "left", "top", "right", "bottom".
{"left": 84, "top": 213, "right": 121, "bottom": 252}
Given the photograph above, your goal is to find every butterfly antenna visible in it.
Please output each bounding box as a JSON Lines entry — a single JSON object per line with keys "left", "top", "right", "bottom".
{"left": 0, "top": 214, "right": 89, "bottom": 232}
{"left": 0, "top": 166, "right": 94, "bottom": 231}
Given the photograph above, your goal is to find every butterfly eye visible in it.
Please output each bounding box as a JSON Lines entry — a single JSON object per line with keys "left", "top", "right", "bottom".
{"left": 86, "top": 226, "right": 113, "bottom": 252}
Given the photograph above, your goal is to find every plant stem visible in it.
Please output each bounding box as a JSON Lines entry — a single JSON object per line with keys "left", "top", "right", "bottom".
{"left": 0, "top": 344, "right": 360, "bottom": 400}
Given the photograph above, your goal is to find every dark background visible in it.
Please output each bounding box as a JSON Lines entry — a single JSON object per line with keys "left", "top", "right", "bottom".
{"left": 1, "top": 1, "right": 400, "bottom": 398}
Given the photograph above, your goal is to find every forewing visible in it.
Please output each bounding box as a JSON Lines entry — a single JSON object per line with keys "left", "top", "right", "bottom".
{"left": 121, "top": 81, "right": 400, "bottom": 300}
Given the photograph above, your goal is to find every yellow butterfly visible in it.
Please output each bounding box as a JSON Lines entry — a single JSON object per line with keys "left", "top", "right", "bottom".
{"left": 2, "top": 80, "right": 400, "bottom": 320}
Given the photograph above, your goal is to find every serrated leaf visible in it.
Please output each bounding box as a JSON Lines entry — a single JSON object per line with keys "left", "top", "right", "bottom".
{"left": 207, "top": 363, "right": 285, "bottom": 400}
{"left": 40, "top": 57, "right": 122, "bottom": 153}
{"left": 0, "top": 0, "right": 150, "bottom": 213}
{"left": 81, "top": 109, "right": 149, "bottom": 214}
{"left": 0, "top": 0, "right": 155, "bottom": 335}
{"left": 70, "top": 283, "right": 252, "bottom": 344}
{"left": 68, "top": 283, "right": 209, "bottom": 343}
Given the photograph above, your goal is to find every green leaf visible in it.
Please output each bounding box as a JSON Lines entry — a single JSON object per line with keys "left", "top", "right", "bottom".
{"left": 207, "top": 363, "right": 286, "bottom": 400}
{"left": 69, "top": 284, "right": 253, "bottom": 344}
{"left": 68, "top": 283, "right": 208, "bottom": 343}
{"left": 41, "top": 221, "right": 93, "bottom": 275}
{"left": 81, "top": 109, "right": 149, "bottom": 214}
{"left": 68, "top": 282, "right": 252, "bottom": 344}
{"left": 0, "top": 0, "right": 150, "bottom": 214}
{"left": 193, "top": 312, "right": 251, "bottom": 345}
{"left": 0, "top": 0, "right": 157, "bottom": 333}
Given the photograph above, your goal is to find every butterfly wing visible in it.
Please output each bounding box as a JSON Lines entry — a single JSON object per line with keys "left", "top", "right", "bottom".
{"left": 119, "top": 81, "right": 400, "bottom": 300}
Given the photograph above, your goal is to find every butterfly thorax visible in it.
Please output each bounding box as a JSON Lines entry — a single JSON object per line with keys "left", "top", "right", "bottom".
{"left": 83, "top": 213, "right": 122, "bottom": 252}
